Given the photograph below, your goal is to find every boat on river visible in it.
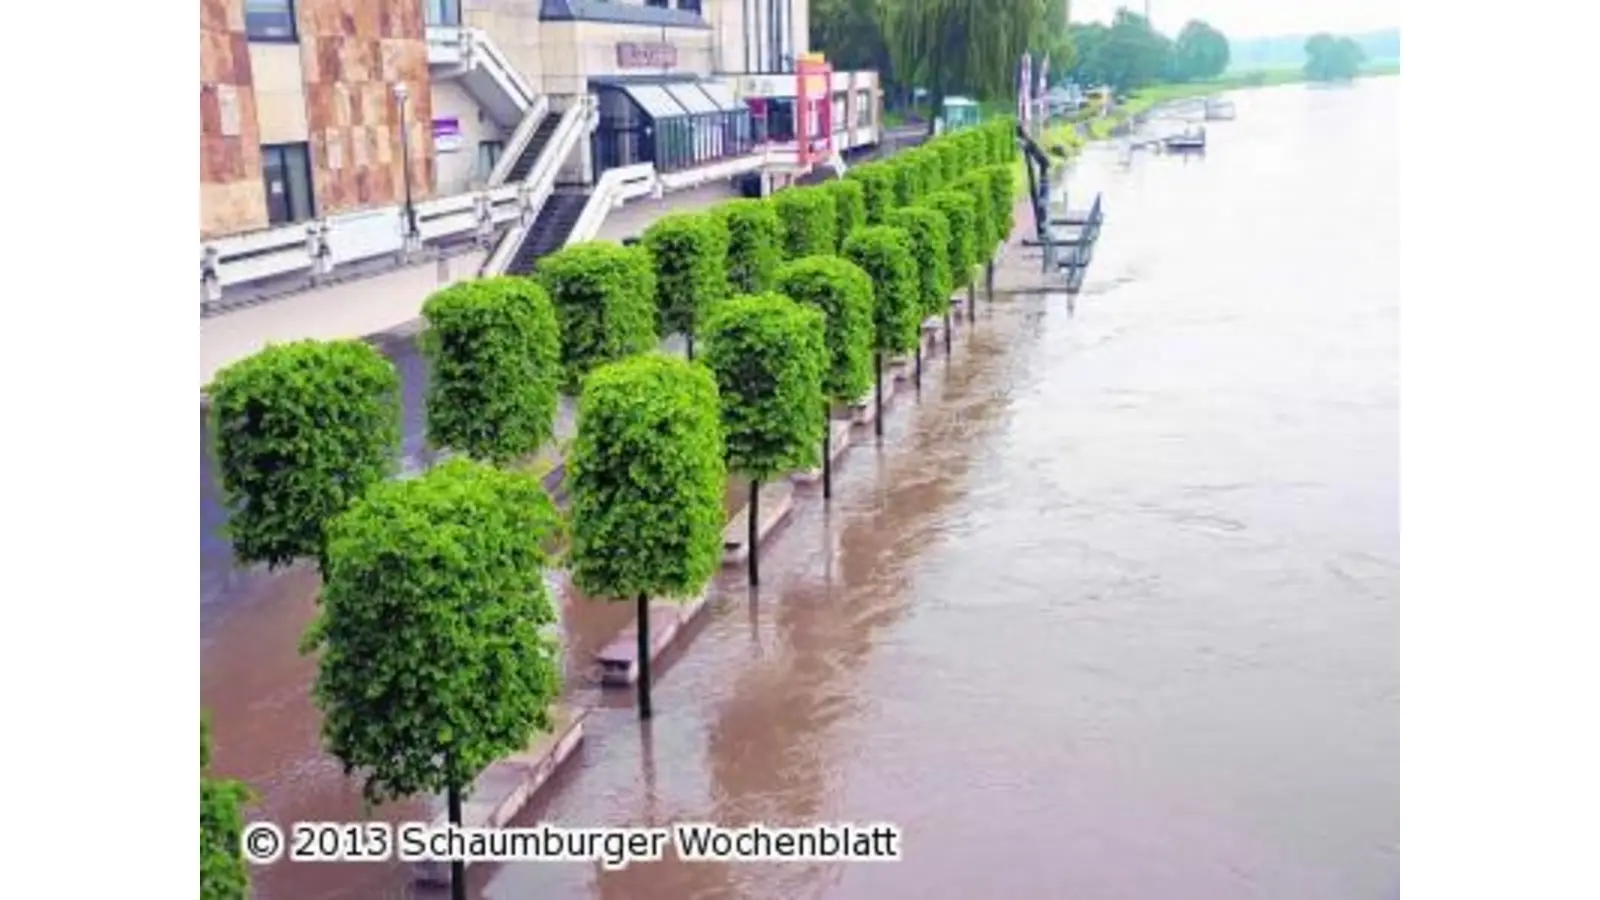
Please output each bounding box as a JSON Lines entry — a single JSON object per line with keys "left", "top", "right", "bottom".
{"left": 1162, "top": 126, "right": 1207, "bottom": 151}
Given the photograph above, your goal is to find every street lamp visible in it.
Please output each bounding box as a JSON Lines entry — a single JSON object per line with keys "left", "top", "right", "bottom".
{"left": 393, "top": 82, "right": 419, "bottom": 251}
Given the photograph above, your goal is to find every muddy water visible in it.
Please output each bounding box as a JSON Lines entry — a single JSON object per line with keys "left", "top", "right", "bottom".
{"left": 201, "top": 78, "right": 1397, "bottom": 899}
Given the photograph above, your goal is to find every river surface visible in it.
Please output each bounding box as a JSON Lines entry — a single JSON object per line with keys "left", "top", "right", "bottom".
{"left": 200, "top": 78, "right": 1398, "bottom": 899}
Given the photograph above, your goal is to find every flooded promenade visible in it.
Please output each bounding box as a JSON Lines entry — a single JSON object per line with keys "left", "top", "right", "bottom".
{"left": 201, "top": 77, "right": 1398, "bottom": 899}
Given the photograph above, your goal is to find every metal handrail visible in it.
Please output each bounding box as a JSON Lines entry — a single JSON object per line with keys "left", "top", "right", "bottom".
{"left": 487, "top": 94, "right": 551, "bottom": 186}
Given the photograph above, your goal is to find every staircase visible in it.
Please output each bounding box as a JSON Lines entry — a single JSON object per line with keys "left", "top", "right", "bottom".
{"left": 502, "top": 116, "right": 564, "bottom": 185}
{"left": 427, "top": 26, "right": 535, "bottom": 129}
{"left": 504, "top": 190, "right": 591, "bottom": 276}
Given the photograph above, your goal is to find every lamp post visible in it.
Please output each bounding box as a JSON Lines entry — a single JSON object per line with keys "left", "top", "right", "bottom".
{"left": 393, "top": 82, "right": 419, "bottom": 252}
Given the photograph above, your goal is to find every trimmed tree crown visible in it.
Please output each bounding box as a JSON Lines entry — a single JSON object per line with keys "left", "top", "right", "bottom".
{"left": 207, "top": 339, "right": 401, "bottom": 570}
{"left": 923, "top": 190, "right": 979, "bottom": 290}
{"left": 774, "top": 186, "right": 838, "bottom": 261}
{"left": 824, "top": 178, "right": 867, "bottom": 251}
{"left": 842, "top": 224, "right": 922, "bottom": 355}
{"left": 568, "top": 354, "right": 727, "bottom": 601}
{"left": 886, "top": 206, "right": 954, "bottom": 317}
{"left": 701, "top": 292, "right": 828, "bottom": 480}
{"left": 774, "top": 255, "right": 875, "bottom": 404}
{"left": 641, "top": 211, "right": 729, "bottom": 340}
{"left": 535, "top": 241, "right": 658, "bottom": 393}
{"left": 306, "top": 458, "right": 565, "bottom": 804}
{"left": 419, "top": 276, "right": 561, "bottom": 465}
{"left": 714, "top": 198, "right": 784, "bottom": 296}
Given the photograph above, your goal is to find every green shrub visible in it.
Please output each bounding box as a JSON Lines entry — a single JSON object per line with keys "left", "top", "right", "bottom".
{"left": 774, "top": 186, "right": 837, "bottom": 261}
{"left": 775, "top": 256, "right": 876, "bottom": 406}
{"left": 846, "top": 163, "right": 896, "bottom": 225}
{"left": 823, "top": 178, "right": 867, "bottom": 250}
{"left": 715, "top": 198, "right": 784, "bottom": 295}
{"left": 535, "top": 241, "right": 658, "bottom": 392}
{"left": 207, "top": 339, "right": 401, "bottom": 570}
{"left": 932, "top": 141, "right": 962, "bottom": 184}
{"left": 842, "top": 225, "right": 921, "bottom": 356}
{"left": 924, "top": 190, "right": 979, "bottom": 290}
{"left": 913, "top": 148, "right": 944, "bottom": 194}
{"left": 981, "top": 163, "right": 1017, "bottom": 245}
{"left": 886, "top": 206, "right": 953, "bottom": 318}
{"left": 307, "top": 458, "right": 564, "bottom": 806}
{"left": 420, "top": 276, "right": 561, "bottom": 465}
{"left": 201, "top": 714, "right": 253, "bottom": 900}
{"left": 568, "top": 354, "right": 726, "bottom": 601}
{"left": 701, "top": 293, "right": 828, "bottom": 480}
{"left": 957, "top": 172, "right": 998, "bottom": 262}
{"left": 641, "top": 212, "right": 729, "bottom": 354}
{"left": 888, "top": 157, "right": 919, "bottom": 207}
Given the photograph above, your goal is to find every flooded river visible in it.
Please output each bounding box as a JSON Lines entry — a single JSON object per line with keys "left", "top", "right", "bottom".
{"left": 201, "top": 78, "right": 1398, "bottom": 899}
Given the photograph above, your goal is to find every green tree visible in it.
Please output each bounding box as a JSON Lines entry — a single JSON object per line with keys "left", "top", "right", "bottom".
{"left": 842, "top": 225, "right": 920, "bottom": 436}
{"left": 702, "top": 294, "right": 827, "bottom": 584}
{"left": 200, "top": 714, "right": 252, "bottom": 900}
{"left": 845, "top": 163, "right": 897, "bottom": 225}
{"left": 641, "top": 212, "right": 730, "bottom": 361}
{"left": 536, "top": 241, "right": 658, "bottom": 392}
{"left": 1172, "top": 20, "right": 1230, "bottom": 81}
{"left": 824, "top": 178, "right": 868, "bottom": 250}
{"left": 207, "top": 339, "right": 400, "bottom": 571}
{"left": 420, "top": 276, "right": 561, "bottom": 466}
{"left": 716, "top": 198, "right": 784, "bottom": 295}
{"left": 775, "top": 256, "right": 876, "bottom": 498}
{"left": 305, "top": 458, "right": 563, "bottom": 900}
{"left": 774, "top": 187, "right": 838, "bottom": 261}
{"left": 878, "top": 0, "right": 1048, "bottom": 135}
{"left": 885, "top": 206, "right": 952, "bottom": 386}
{"left": 1305, "top": 33, "right": 1365, "bottom": 81}
{"left": 957, "top": 171, "right": 997, "bottom": 313}
{"left": 924, "top": 190, "right": 979, "bottom": 343}
{"left": 568, "top": 354, "right": 726, "bottom": 719}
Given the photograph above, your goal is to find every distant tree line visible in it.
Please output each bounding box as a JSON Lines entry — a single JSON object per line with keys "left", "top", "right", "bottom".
{"left": 1303, "top": 33, "right": 1367, "bottom": 82}
{"left": 810, "top": 2, "right": 1233, "bottom": 107}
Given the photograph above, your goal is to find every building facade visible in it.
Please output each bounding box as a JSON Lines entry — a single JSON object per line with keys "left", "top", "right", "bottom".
{"left": 200, "top": 0, "right": 881, "bottom": 266}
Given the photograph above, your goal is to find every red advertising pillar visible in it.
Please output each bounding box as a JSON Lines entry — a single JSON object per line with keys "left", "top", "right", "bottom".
{"left": 797, "top": 54, "right": 832, "bottom": 168}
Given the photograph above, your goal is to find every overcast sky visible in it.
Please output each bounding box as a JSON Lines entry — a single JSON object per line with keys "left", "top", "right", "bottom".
{"left": 1070, "top": 0, "right": 1400, "bottom": 38}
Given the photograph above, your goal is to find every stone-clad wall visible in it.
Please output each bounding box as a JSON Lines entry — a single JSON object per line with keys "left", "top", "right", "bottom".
{"left": 200, "top": 0, "right": 268, "bottom": 237}
{"left": 297, "top": 0, "right": 436, "bottom": 214}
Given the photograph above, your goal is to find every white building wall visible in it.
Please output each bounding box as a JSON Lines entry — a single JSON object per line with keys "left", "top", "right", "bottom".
{"left": 429, "top": 79, "right": 509, "bottom": 196}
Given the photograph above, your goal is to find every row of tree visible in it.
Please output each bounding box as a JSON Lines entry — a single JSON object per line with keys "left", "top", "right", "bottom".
{"left": 199, "top": 118, "right": 1023, "bottom": 900}
{"left": 810, "top": 2, "right": 1233, "bottom": 111}
{"left": 1068, "top": 10, "right": 1231, "bottom": 94}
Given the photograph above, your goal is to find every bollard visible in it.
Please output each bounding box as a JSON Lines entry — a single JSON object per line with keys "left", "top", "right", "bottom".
{"left": 436, "top": 254, "right": 450, "bottom": 284}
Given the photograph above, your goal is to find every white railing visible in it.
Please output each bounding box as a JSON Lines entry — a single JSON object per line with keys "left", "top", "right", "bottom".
{"left": 466, "top": 28, "right": 537, "bottom": 112}
{"left": 565, "top": 164, "right": 659, "bottom": 249}
{"left": 478, "top": 98, "right": 598, "bottom": 275}
{"left": 486, "top": 95, "right": 551, "bottom": 187}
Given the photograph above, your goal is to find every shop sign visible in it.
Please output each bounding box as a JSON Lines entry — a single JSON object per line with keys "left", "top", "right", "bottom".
{"left": 617, "top": 42, "right": 678, "bottom": 69}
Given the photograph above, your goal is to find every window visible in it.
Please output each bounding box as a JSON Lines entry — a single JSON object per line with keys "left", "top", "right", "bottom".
{"left": 855, "top": 90, "right": 872, "bottom": 127}
{"left": 261, "top": 143, "right": 315, "bottom": 226}
{"left": 477, "top": 141, "right": 505, "bottom": 183}
{"left": 423, "top": 0, "right": 462, "bottom": 26}
{"left": 644, "top": 0, "right": 669, "bottom": 7}
{"left": 245, "top": 0, "right": 297, "bottom": 42}
{"left": 679, "top": 0, "right": 703, "bottom": 13}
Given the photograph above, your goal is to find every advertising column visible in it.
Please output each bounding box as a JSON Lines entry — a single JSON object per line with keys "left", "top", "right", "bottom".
{"left": 796, "top": 53, "right": 832, "bottom": 169}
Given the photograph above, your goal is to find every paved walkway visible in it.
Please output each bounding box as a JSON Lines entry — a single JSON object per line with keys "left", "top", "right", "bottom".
{"left": 199, "top": 182, "right": 742, "bottom": 390}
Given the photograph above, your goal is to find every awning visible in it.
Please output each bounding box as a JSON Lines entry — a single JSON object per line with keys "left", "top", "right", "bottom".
{"left": 663, "top": 83, "right": 721, "bottom": 116}
{"left": 620, "top": 83, "right": 689, "bottom": 121}
{"left": 697, "top": 80, "right": 744, "bottom": 112}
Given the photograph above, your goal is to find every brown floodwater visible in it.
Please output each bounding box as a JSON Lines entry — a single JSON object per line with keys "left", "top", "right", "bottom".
{"left": 201, "top": 78, "right": 1398, "bottom": 899}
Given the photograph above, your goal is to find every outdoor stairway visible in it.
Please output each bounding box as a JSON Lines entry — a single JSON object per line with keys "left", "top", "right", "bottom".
{"left": 504, "top": 189, "right": 590, "bottom": 276}
{"left": 503, "top": 115, "right": 564, "bottom": 183}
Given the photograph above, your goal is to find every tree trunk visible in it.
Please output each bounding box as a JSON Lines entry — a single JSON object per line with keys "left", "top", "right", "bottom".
{"left": 968, "top": 282, "right": 977, "bottom": 323}
{"left": 986, "top": 261, "right": 996, "bottom": 302}
{"left": 636, "top": 592, "right": 652, "bottom": 720}
{"left": 874, "top": 352, "right": 885, "bottom": 437}
{"left": 944, "top": 309, "right": 953, "bottom": 354}
{"left": 448, "top": 783, "right": 466, "bottom": 900}
{"left": 686, "top": 331, "right": 696, "bottom": 362}
{"left": 748, "top": 480, "right": 761, "bottom": 586}
{"left": 822, "top": 404, "right": 833, "bottom": 499}
{"left": 914, "top": 342, "right": 923, "bottom": 390}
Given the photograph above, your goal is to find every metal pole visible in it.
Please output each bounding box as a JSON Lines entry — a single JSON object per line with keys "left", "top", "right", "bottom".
{"left": 395, "top": 83, "right": 418, "bottom": 249}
